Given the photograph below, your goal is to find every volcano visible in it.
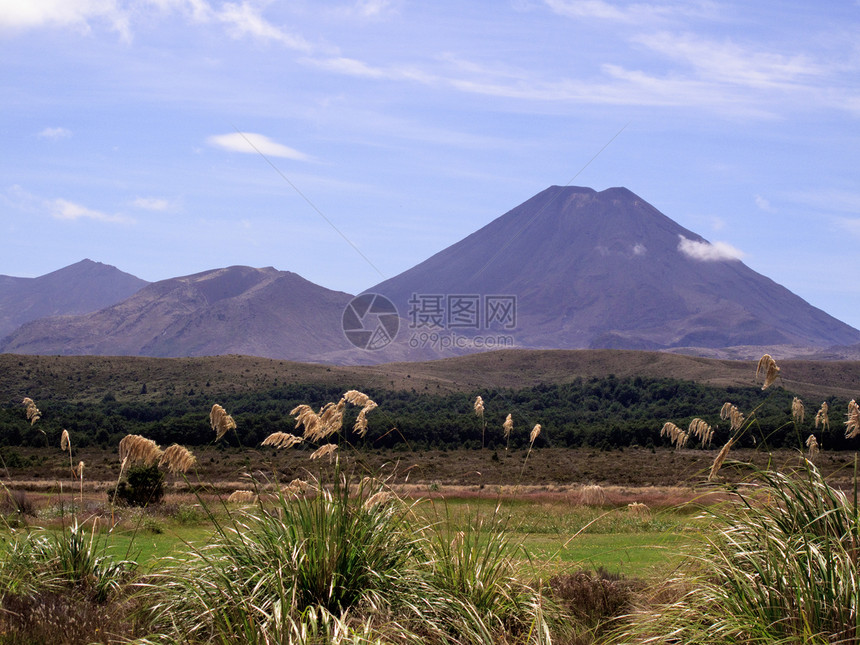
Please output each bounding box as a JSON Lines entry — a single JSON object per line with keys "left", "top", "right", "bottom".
{"left": 368, "top": 186, "right": 860, "bottom": 352}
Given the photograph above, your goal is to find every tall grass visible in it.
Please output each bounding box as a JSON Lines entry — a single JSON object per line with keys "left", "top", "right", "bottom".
{"left": 616, "top": 460, "right": 860, "bottom": 644}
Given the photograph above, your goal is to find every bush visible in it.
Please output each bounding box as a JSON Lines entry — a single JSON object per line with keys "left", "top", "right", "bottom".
{"left": 618, "top": 461, "right": 860, "bottom": 644}
{"left": 109, "top": 464, "right": 164, "bottom": 507}
{"left": 0, "top": 489, "right": 35, "bottom": 517}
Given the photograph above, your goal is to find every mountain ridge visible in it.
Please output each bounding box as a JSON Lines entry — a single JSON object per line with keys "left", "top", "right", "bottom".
{"left": 0, "top": 259, "right": 148, "bottom": 338}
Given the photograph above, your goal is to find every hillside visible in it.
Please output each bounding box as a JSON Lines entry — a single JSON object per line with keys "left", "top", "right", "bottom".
{"left": 2, "top": 349, "right": 857, "bottom": 403}
{"left": 0, "top": 259, "right": 148, "bottom": 338}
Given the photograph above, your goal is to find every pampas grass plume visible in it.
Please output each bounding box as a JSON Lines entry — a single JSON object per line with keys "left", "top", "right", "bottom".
{"left": 815, "top": 402, "right": 830, "bottom": 431}
{"left": 210, "top": 404, "right": 237, "bottom": 441}
{"left": 310, "top": 443, "right": 338, "bottom": 461}
{"left": 227, "top": 490, "right": 257, "bottom": 504}
{"left": 159, "top": 444, "right": 197, "bottom": 474}
{"left": 60, "top": 429, "right": 70, "bottom": 452}
{"left": 118, "top": 434, "right": 163, "bottom": 466}
{"left": 709, "top": 437, "right": 735, "bottom": 482}
{"left": 805, "top": 434, "right": 820, "bottom": 460}
{"left": 474, "top": 396, "right": 485, "bottom": 418}
{"left": 261, "top": 432, "right": 303, "bottom": 449}
{"left": 529, "top": 424, "right": 541, "bottom": 445}
{"left": 756, "top": 354, "right": 780, "bottom": 390}
{"left": 845, "top": 400, "right": 860, "bottom": 439}
{"left": 22, "top": 397, "right": 41, "bottom": 425}
{"left": 792, "top": 397, "right": 805, "bottom": 424}
{"left": 627, "top": 502, "right": 650, "bottom": 516}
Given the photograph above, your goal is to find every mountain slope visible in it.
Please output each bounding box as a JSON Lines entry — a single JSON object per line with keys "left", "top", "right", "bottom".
{"left": 0, "top": 259, "right": 148, "bottom": 338}
{"left": 0, "top": 266, "right": 358, "bottom": 361}
{"left": 368, "top": 186, "right": 860, "bottom": 352}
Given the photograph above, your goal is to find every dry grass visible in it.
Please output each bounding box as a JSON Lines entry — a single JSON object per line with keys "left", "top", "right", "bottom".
{"left": 627, "top": 502, "right": 650, "bottom": 516}
{"left": 209, "top": 403, "right": 237, "bottom": 441}
{"left": 708, "top": 437, "right": 735, "bottom": 481}
{"left": 806, "top": 434, "right": 820, "bottom": 460}
{"left": 226, "top": 489, "right": 258, "bottom": 504}
{"left": 261, "top": 432, "right": 303, "bottom": 449}
{"left": 688, "top": 418, "right": 713, "bottom": 447}
{"left": 118, "top": 434, "right": 162, "bottom": 466}
{"left": 309, "top": 443, "right": 338, "bottom": 461}
{"left": 578, "top": 484, "right": 606, "bottom": 506}
{"left": 159, "top": 444, "right": 197, "bottom": 474}
{"left": 22, "top": 396, "right": 41, "bottom": 425}
{"left": 720, "top": 402, "right": 745, "bottom": 431}
{"left": 846, "top": 399, "right": 860, "bottom": 439}
{"left": 815, "top": 401, "right": 831, "bottom": 431}
{"left": 756, "top": 353, "right": 780, "bottom": 390}
{"left": 792, "top": 396, "right": 805, "bottom": 423}
{"left": 660, "top": 422, "right": 688, "bottom": 450}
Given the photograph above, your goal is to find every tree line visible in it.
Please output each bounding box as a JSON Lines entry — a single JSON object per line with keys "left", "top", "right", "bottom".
{"left": 0, "top": 375, "right": 851, "bottom": 452}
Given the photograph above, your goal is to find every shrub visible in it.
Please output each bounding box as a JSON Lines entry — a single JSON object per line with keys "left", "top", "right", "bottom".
{"left": 109, "top": 464, "right": 164, "bottom": 507}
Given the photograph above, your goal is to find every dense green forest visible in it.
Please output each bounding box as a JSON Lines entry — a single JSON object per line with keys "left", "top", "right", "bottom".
{"left": 0, "top": 375, "right": 849, "bottom": 452}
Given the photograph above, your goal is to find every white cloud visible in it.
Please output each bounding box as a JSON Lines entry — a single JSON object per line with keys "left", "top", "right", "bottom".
{"left": 677, "top": 235, "right": 744, "bottom": 261}
{"left": 0, "top": 0, "right": 131, "bottom": 39}
{"left": 50, "top": 198, "right": 132, "bottom": 223}
{"left": 754, "top": 195, "right": 776, "bottom": 212}
{"left": 632, "top": 243, "right": 646, "bottom": 255}
{"left": 310, "top": 56, "right": 387, "bottom": 78}
{"left": 635, "top": 32, "right": 826, "bottom": 91}
{"left": 355, "top": 0, "right": 397, "bottom": 17}
{"left": 215, "top": 1, "right": 312, "bottom": 52}
{"left": 207, "top": 132, "right": 312, "bottom": 160}
{"left": 131, "top": 196, "right": 171, "bottom": 211}
{"left": 37, "top": 126, "right": 72, "bottom": 140}
{"left": 543, "top": 0, "right": 716, "bottom": 23}
{"left": 0, "top": 0, "right": 310, "bottom": 50}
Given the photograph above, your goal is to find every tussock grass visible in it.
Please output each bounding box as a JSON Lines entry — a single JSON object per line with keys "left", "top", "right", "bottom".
{"left": 617, "top": 461, "right": 860, "bottom": 644}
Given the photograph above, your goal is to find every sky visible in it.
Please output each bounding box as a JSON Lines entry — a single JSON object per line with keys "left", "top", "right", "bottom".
{"left": 2, "top": 0, "right": 860, "bottom": 329}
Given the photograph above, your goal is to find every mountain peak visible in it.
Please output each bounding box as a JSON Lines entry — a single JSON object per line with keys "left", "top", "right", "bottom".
{"left": 368, "top": 186, "right": 860, "bottom": 352}
{"left": 0, "top": 260, "right": 149, "bottom": 338}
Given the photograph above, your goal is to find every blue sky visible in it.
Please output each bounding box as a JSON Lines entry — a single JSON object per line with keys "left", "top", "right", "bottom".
{"left": 2, "top": 1, "right": 860, "bottom": 329}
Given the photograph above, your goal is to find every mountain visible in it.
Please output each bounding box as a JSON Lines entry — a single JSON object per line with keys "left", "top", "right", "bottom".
{"left": 0, "top": 259, "right": 148, "bottom": 338}
{"left": 0, "top": 266, "right": 361, "bottom": 361}
{"left": 367, "top": 186, "right": 860, "bottom": 353}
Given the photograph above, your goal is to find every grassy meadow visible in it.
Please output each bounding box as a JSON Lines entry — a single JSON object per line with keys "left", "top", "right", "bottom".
{"left": 1, "top": 352, "right": 860, "bottom": 643}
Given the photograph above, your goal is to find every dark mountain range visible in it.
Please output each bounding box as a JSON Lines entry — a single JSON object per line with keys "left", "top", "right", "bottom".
{"left": 0, "top": 266, "right": 362, "bottom": 362}
{"left": 368, "top": 186, "right": 860, "bottom": 353}
{"left": 0, "top": 259, "right": 148, "bottom": 338}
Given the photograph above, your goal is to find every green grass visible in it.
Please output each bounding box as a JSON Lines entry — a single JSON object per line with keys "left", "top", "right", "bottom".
{"left": 526, "top": 532, "right": 689, "bottom": 577}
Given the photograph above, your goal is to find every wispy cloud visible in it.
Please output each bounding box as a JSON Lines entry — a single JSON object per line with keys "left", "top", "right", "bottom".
{"left": 214, "top": 2, "right": 312, "bottom": 52}
{"left": 0, "top": 0, "right": 311, "bottom": 50}
{"left": 543, "top": 0, "right": 714, "bottom": 23}
{"left": 36, "top": 126, "right": 72, "bottom": 140}
{"left": 331, "top": 0, "right": 400, "bottom": 19}
{"left": 131, "top": 196, "right": 172, "bottom": 211}
{"left": 678, "top": 235, "right": 744, "bottom": 261}
{"left": 634, "top": 32, "right": 826, "bottom": 91}
{"left": 207, "top": 132, "right": 312, "bottom": 160}
{"left": 0, "top": 0, "right": 131, "bottom": 39}
{"left": 50, "top": 198, "right": 132, "bottom": 224}
{"left": 754, "top": 195, "right": 776, "bottom": 212}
